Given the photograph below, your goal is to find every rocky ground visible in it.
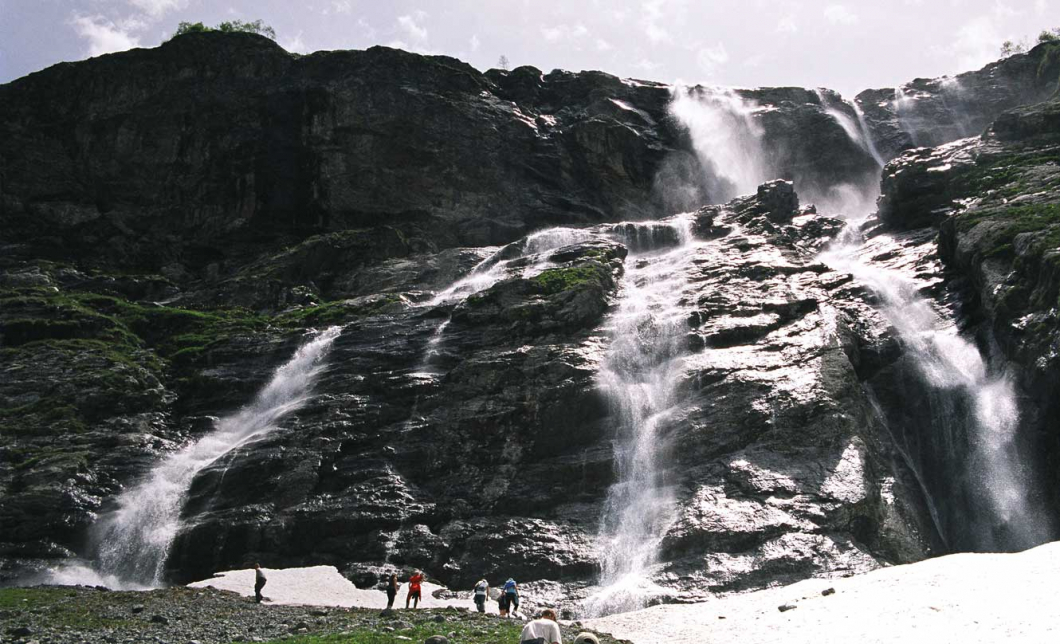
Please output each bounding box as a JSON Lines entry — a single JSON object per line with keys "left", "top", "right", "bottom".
{"left": 0, "top": 584, "right": 622, "bottom": 644}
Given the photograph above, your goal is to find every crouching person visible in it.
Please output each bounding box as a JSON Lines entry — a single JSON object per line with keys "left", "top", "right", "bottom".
{"left": 519, "top": 608, "right": 561, "bottom": 644}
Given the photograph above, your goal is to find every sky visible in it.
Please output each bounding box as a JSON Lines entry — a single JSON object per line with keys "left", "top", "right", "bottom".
{"left": 0, "top": 0, "right": 1057, "bottom": 97}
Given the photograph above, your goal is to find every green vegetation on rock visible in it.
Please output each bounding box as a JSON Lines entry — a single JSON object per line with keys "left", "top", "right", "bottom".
{"left": 172, "top": 19, "right": 276, "bottom": 40}
{"left": 532, "top": 265, "right": 610, "bottom": 295}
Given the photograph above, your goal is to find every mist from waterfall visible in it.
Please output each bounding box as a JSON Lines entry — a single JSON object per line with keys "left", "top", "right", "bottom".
{"left": 52, "top": 327, "right": 342, "bottom": 589}
{"left": 822, "top": 236, "right": 1051, "bottom": 551}
{"left": 585, "top": 216, "right": 693, "bottom": 617}
{"left": 670, "top": 86, "right": 767, "bottom": 202}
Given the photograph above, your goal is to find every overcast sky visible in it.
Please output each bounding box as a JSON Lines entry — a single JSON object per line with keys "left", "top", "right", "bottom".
{"left": 1, "top": 0, "right": 1057, "bottom": 97}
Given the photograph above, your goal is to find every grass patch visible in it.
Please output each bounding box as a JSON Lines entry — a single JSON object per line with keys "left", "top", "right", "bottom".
{"left": 246, "top": 614, "right": 524, "bottom": 644}
{"left": 0, "top": 588, "right": 131, "bottom": 629}
{"left": 955, "top": 203, "right": 1060, "bottom": 258}
{"left": 532, "top": 265, "right": 609, "bottom": 295}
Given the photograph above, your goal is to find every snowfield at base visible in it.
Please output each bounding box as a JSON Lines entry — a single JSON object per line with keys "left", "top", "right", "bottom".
{"left": 188, "top": 566, "right": 487, "bottom": 613}
{"left": 586, "top": 542, "right": 1060, "bottom": 644}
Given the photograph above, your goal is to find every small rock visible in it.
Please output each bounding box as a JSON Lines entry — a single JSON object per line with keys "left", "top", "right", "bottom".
{"left": 132, "top": 604, "right": 146, "bottom": 614}
{"left": 822, "top": 587, "right": 836, "bottom": 596}
{"left": 433, "top": 615, "right": 446, "bottom": 623}
{"left": 8, "top": 626, "right": 32, "bottom": 637}
{"left": 778, "top": 604, "right": 797, "bottom": 612}
{"left": 150, "top": 615, "right": 169, "bottom": 625}
{"left": 309, "top": 608, "right": 329, "bottom": 617}
{"left": 425, "top": 636, "right": 449, "bottom": 644}
{"left": 396, "top": 637, "right": 412, "bottom": 642}
{"left": 718, "top": 615, "right": 726, "bottom": 620}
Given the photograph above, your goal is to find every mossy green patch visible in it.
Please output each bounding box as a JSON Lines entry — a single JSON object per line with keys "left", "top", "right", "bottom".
{"left": 955, "top": 203, "right": 1060, "bottom": 259}
{"left": 245, "top": 613, "right": 524, "bottom": 644}
{"left": 274, "top": 295, "right": 401, "bottom": 328}
{"left": 532, "top": 264, "right": 609, "bottom": 295}
{"left": 0, "top": 587, "right": 132, "bottom": 629}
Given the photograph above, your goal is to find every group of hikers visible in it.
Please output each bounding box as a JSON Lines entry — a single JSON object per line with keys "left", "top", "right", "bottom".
{"left": 384, "top": 570, "right": 523, "bottom": 617}
{"left": 252, "top": 566, "right": 597, "bottom": 644}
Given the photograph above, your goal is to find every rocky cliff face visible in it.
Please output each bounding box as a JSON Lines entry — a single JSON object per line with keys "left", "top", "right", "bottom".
{"left": 1, "top": 31, "right": 1058, "bottom": 607}
{"left": 875, "top": 94, "right": 1060, "bottom": 522}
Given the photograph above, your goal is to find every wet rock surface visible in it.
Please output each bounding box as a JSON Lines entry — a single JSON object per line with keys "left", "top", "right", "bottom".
{"left": 874, "top": 95, "right": 1060, "bottom": 518}
{"left": 2, "top": 31, "right": 1059, "bottom": 614}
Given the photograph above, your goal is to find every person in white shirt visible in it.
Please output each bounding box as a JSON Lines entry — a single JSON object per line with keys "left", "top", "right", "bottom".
{"left": 519, "top": 608, "right": 562, "bottom": 644}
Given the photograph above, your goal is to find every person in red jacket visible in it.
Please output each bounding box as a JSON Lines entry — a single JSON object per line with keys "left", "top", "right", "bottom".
{"left": 406, "top": 570, "right": 425, "bottom": 609}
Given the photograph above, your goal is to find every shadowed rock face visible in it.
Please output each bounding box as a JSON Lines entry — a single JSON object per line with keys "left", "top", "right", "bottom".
{"left": 2, "top": 32, "right": 1058, "bottom": 606}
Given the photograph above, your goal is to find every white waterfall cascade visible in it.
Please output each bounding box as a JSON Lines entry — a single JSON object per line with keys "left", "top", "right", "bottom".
{"left": 54, "top": 326, "right": 342, "bottom": 589}
{"left": 822, "top": 235, "right": 1051, "bottom": 550}
{"left": 852, "top": 99, "right": 886, "bottom": 168}
{"left": 669, "top": 86, "right": 768, "bottom": 203}
{"left": 815, "top": 89, "right": 886, "bottom": 169}
{"left": 585, "top": 216, "right": 694, "bottom": 617}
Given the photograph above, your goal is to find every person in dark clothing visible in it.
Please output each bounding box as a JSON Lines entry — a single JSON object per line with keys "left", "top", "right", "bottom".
{"left": 254, "top": 563, "right": 267, "bottom": 603}
{"left": 386, "top": 573, "right": 398, "bottom": 609}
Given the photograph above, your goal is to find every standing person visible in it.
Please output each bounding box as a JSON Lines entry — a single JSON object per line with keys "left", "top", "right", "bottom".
{"left": 385, "top": 573, "right": 398, "bottom": 609}
{"left": 406, "top": 570, "right": 425, "bottom": 609}
{"left": 503, "top": 577, "right": 520, "bottom": 617}
{"left": 472, "top": 578, "right": 489, "bottom": 613}
{"left": 253, "top": 563, "right": 267, "bottom": 603}
{"left": 519, "top": 609, "right": 562, "bottom": 644}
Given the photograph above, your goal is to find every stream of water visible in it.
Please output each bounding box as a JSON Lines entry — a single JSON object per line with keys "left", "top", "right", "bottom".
{"left": 51, "top": 327, "right": 342, "bottom": 589}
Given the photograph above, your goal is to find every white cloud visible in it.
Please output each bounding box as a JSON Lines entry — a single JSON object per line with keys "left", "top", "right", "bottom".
{"left": 993, "top": 0, "right": 1020, "bottom": 17}
{"left": 634, "top": 58, "right": 660, "bottom": 72}
{"left": 1036, "top": 0, "right": 1049, "bottom": 15}
{"left": 642, "top": 0, "right": 670, "bottom": 44}
{"left": 744, "top": 53, "right": 767, "bottom": 68}
{"left": 72, "top": 15, "right": 141, "bottom": 57}
{"left": 824, "top": 4, "right": 859, "bottom": 25}
{"left": 696, "top": 42, "right": 729, "bottom": 75}
{"left": 776, "top": 16, "right": 797, "bottom": 33}
{"left": 358, "top": 17, "right": 377, "bottom": 38}
{"left": 397, "top": 14, "right": 427, "bottom": 41}
{"left": 596, "top": 38, "right": 612, "bottom": 51}
{"left": 331, "top": 0, "right": 353, "bottom": 14}
{"left": 281, "top": 30, "right": 309, "bottom": 54}
{"left": 127, "top": 0, "right": 187, "bottom": 19}
{"left": 541, "top": 23, "right": 589, "bottom": 42}
{"left": 470, "top": 34, "right": 480, "bottom": 52}
{"left": 942, "top": 16, "right": 1005, "bottom": 72}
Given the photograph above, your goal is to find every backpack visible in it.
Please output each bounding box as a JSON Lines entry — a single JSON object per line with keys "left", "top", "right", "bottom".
{"left": 504, "top": 579, "right": 517, "bottom": 593}
{"left": 474, "top": 581, "right": 487, "bottom": 596}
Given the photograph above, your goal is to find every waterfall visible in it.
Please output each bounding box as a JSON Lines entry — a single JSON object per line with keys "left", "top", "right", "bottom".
{"left": 418, "top": 227, "right": 596, "bottom": 370}
{"left": 56, "top": 327, "right": 342, "bottom": 589}
{"left": 852, "top": 99, "right": 886, "bottom": 168}
{"left": 815, "top": 89, "right": 886, "bottom": 169}
{"left": 669, "top": 86, "right": 767, "bottom": 202}
{"left": 585, "top": 216, "right": 694, "bottom": 617}
{"left": 822, "top": 237, "right": 1051, "bottom": 551}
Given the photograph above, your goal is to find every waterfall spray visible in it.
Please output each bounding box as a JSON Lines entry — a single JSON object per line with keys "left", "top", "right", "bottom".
{"left": 55, "top": 327, "right": 342, "bottom": 589}
{"left": 585, "top": 216, "right": 694, "bottom": 617}
{"left": 822, "top": 236, "right": 1051, "bottom": 551}
{"left": 669, "top": 86, "right": 768, "bottom": 202}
